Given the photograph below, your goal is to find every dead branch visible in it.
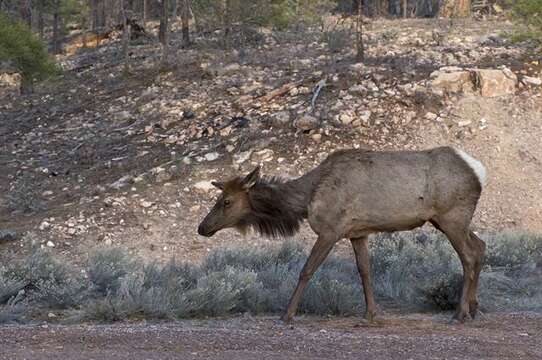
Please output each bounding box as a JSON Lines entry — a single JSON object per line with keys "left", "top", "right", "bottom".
{"left": 259, "top": 79, "right": 304, "bottom": 103}
{"left": 310, "top": 78, "right": 327, "bottom": 112}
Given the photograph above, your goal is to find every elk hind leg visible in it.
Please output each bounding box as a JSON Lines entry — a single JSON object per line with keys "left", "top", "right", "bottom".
{"left": 467, "top": 231, "right": 486, "bottom": 318}
{"left": 431, "top": 213, "right": 483, "bottom": 323}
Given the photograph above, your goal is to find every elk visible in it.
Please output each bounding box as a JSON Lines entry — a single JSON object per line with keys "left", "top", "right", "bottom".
{"left": 198, "top": 146, "right": 487, "bottom": 323}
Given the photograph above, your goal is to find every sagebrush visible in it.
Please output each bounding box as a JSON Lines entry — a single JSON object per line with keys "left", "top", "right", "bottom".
{"left": 0, "top": 231, "right": 540, "bottom": 323}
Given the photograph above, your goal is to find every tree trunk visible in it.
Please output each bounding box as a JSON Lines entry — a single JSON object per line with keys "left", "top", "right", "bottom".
{"left": 20, "top": 0, "right": 31, "bottom": 26}
{"left": 20, "top": 76, "right": 34, "bottom": 95}
{"left": 180, "top": 0, "right": 190, "bottom": 46}
{"left": 223, "top": 0, "right": 231, "bottom": 48}
{"left": 37, "top": 2, "right": 44, "bottom": 39}
{"left": 121, "top": 0, "right": 130, "bottom": 73}
{"left": 100, "top": 0, "right": 107, "bottom": 28}
{"left": 172, "top": 0, "right": 178, "bottom": 20}
{"left": 356, "top": 0, "right": 364, "bottom": 61}
{"left": 52, "top": 0, "right": 62, "bottom": 54}
{"left": 403, "top": 0, "right": 407, "bottom": 17}
{"left": 91, "top": 0, "right": 99, "bottom": 31}
{"left": 159, "top": 0, "right": 169, "bottom": 45}
{"left": 143, "top": 0, "right": 148, "bottom": 26}
{"left": 160, "top": 0, "right": 169, "bottom": 67}
{"left": 439, "top": 0, "right": 471, "bottom": 17}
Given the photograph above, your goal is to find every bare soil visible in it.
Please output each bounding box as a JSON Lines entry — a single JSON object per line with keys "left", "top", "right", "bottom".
{"left": 1, "top": 17, "right": 541, "bottom": 265}
{"left": 1, "top": 16, "right": 542, "bottom": 360}
{"left": 1, "top": 313, "right": 541, "bottom": 360}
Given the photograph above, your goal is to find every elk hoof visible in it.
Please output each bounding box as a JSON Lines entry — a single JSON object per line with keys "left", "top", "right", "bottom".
{"left": 364, "top": 310, "right": 376, "bottom": 323}
{"left": 279, "top": 314, "right": 293, "bottom": 324}
{"left": 275, "top": 317, "right": 295, "bottom": 329}
{"left": 449, "top": 311, "right": 467, "bottom": 325}
{"left": 469, "top": 300, "right": 479, "bottom": 319}
{"left": 470, "top": 309, "right": 486, "bottom": 320}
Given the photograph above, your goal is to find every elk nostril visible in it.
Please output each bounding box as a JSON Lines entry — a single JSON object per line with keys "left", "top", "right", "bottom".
{"left": 198, "top": 224, "right": 206, "bottom": 236}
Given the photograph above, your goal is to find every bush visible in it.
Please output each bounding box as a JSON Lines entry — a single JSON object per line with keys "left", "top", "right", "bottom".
{"left": 6, "top": 174, "right": 46, "bottom": 215}
{"left": 87, "top": 247, "right": 135, "bottom": 296}
{"left": 0, "top": 305, "right": 24, "bottom": 324}
{"left": 511, "top": 0, "right": 542, "bottom": 45}
{"left": 1, "top": 247, "right": 84, "bottom": 309}
{"left": 2, "top": 231, "right": 541, "bottom": 323}
{"left": 0, "top": 12, "right": 59, "bottom": 93}
{"left": 484, "top": 232, "right": 542, "bottom": 269}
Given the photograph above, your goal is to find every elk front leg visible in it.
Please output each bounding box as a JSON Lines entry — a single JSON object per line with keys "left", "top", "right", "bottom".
{"left": 351, "top": 236, "right": 377, "bottom": 321}
{"left": 281, "top": 234, "right": 336, "bottom": 323}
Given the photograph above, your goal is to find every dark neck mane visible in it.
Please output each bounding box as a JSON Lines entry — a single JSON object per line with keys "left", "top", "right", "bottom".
{"left": 239, "top": 175, "right": 316, "bottom": 238}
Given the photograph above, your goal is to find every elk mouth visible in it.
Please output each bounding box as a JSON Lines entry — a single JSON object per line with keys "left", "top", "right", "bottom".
{"left": 197, "top": 224, "right": 217, "bottom": 237}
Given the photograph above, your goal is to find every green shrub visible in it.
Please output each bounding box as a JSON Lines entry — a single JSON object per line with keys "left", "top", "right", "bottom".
{"left": 511, "top": 0, "right": 542, "bottom": 45}
{"left": 0, "top": 12, "right": 59, "bottom": 93}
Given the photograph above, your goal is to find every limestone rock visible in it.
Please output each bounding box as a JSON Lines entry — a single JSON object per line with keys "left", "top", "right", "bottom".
{"left": 194, "top": 181, "right": 216, "bottom": 192}
{"left": 294, "top": 114, "right": 319, "bottom": 131}
{"left": 522, "top": 76, "right": 542, "bottom": 86}
{"left": 273, "top": 111, "right": 291, "bottom": 127}
{"left": 474, "top": 68, "right": 517, "bottom": 97}
{"left": 430, "top": 70, "right": 474, "bottom": 94}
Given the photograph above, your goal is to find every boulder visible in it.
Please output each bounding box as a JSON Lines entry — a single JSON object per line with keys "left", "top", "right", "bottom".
{"left": 430, "top": 70, "right": 474, "bottom": 94}
{"left": 473, "top": 68, "right": 517, "bottom": 97}
{"left": 522, "top": 76, "right": 542, "bottom": 86}
{"left": 430, "top": 67, "right": 518, "bottom": 97}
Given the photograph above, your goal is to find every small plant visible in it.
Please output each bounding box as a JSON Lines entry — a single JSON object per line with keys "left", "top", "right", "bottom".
{"left": 0, "top": 12, "right": 59, "bottom": 93}
{"left": 87, "top": 247, "right": 135, "bottom": 296}
{"left": 423, "top": 274, "right": 462, "bottom": 310}
{"left": 323, "top": 28, "right": 352, "bottom": 54}
{"left": 6, "top": 174, "right": 46, "bottom": 215}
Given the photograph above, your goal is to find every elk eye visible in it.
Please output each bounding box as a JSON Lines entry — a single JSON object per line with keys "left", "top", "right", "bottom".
{"left": 224, "top": 199, "right": 231, "bottom": 207}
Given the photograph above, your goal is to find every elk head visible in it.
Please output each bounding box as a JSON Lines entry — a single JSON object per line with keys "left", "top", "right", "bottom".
{"left": 197, "top": 166, "right": 260, "bottom": 237}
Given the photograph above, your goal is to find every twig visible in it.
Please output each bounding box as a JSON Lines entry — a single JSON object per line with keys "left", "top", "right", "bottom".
{"left": 71, "top": 142, "right": 84, "bottom": 153}
{"left": 310, "top": 78, "right": 327, "bottom": 112}
{"left": 259, "top": 79, "right": 304, "bottom": 103}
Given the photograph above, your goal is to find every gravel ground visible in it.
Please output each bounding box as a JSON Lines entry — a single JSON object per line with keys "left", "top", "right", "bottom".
{"left": 1, "top": 312, "right": 541, "bottom": 360}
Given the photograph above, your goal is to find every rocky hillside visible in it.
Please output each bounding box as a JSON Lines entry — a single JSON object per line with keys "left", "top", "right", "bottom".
{"left": 1, "top": 16, "right": 541, "bottom": 264}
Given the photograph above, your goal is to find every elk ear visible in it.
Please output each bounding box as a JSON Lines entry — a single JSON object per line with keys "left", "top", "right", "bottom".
{"left": 241, "top": 166, "right": 260, "bottom": 190}
{"left": 211, "top": 181, "right": 224, "bottom": 190}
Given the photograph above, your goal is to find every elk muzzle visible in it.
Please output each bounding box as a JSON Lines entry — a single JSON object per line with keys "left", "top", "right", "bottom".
{"left": 197, "top": 222, "right": 217, "bottom": 237}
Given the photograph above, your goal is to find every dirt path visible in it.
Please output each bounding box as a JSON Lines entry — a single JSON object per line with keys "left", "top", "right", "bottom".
{"left": 1, "top": 313, "right": 540, "bottom": 360}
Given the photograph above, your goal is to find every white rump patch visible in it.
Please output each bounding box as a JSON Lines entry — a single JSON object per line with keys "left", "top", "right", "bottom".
{"left": 453, "top": 148, "right": 487, "bottom": 187}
